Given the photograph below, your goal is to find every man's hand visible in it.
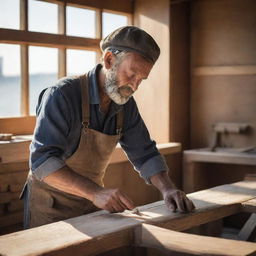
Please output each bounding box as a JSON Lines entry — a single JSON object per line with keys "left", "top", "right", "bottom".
{"left": 93, "top": 188, "right": 135, "bottom": 213}
{"left": 150, "top": 171, "right": 195, "bottom": 213}
{"left": 163, "top": 188, "right": 195, "bottom": 212}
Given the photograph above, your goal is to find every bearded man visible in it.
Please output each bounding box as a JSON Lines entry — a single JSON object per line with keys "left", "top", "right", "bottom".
{"left": 22, "top": 26, "right": 195, "bottom": 228}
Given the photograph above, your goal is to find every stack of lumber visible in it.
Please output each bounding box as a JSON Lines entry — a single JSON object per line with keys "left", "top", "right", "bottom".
{"left": 0, "top": 161, "right": 28, "bottom": 234}
{"left": 0, "top": 181, "right": 255, "bottom": 256}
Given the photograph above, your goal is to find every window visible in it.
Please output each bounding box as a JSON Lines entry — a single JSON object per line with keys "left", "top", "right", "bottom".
{"left": 28, "top": 0, "right": 58, "bottom": 34}
{"left": 0, "top": 44, "right": 21, "bottom": 117}
{"left": 67, "top": 49, "right": 96, "bottom": 76}
{"left": 0, "top": 0, "right": 131, "bottom": 130}
{"left": 29, "top": 46, "right": 58, "bottom": 114}
{"left": 0, "top": 0, "right": 20, "bottom": 30}
{"left": 102, "top": 12, "right": 128, "bottom": 38}
{"left": 66, "top": 6, "right": 96, "bottom": 38}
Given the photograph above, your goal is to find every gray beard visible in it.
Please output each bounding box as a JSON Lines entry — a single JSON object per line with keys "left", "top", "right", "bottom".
{"left": 104, "top": 66, "right": 133, "bottom": 105}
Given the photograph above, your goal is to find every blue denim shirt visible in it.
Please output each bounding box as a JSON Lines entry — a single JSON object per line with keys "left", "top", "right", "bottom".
{"left": 30, "top": 64, "right": 169, "bottom": 184}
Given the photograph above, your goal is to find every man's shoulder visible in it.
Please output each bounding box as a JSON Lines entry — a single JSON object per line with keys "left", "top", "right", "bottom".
{"left": 55, "top": 76, "right": 80, "bottom": 91}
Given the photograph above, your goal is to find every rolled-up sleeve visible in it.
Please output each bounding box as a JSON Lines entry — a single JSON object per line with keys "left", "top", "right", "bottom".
{"left": 30, "top": 86, "right": 71, "bottom": 180}
{"left": 120, "top": 98, "right": 169, "bottom": 184}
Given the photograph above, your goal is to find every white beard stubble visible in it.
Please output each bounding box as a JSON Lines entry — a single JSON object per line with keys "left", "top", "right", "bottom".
{"left": 104, "top": 63, "right": 134, "bottom": 105}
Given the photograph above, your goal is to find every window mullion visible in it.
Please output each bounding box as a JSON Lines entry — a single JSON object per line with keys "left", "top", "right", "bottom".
{"left": 95, "top": 8, "right": 102, "bottom": 63}
{"left": 58, "top": 2, "right": 66, "bottom": 78}
{"left": 20, "top": 0, "right": 29, "bottom": 116}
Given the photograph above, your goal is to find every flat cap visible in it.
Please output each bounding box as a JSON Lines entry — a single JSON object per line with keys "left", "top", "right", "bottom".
{"left": 100, "top": 26, "right": 160, "bottom": 64}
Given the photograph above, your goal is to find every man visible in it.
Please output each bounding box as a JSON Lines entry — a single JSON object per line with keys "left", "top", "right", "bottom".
{"left": 22, "top": 26, "right": 195, "bottom": 228}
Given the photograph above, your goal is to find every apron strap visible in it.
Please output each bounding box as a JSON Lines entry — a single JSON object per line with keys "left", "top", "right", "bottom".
{"left": 80, "top": 74, "right": 90, "bottom": 129}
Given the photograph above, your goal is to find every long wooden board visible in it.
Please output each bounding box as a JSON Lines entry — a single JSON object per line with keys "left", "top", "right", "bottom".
{"left": 0, "top": 181, "right": 255, "bottom": 256}
{"left": 137, "top": 224, "right": 256, "bottom": 256}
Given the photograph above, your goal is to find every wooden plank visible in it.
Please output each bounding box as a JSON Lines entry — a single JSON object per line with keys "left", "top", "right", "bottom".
{"left": 9, "top": 184, "right": 24, "bottom": 193}
{"left": 20, "top": 0, "right": 29, "bottom": 115}
{"left": 20, "top": 45, "right": 29, "bottom": 116}
{"left": 0, "top": 161, "right": 28, "bottom": 174}
{"left": 7, "top": 200, "right": 24, "bottom": 213}
{"left": 0, "top": 141, "right": 30, "bottom": 163}
{"left": 238, "top": 213, "right": 256, "bottom": 241}
{"left": 0, "top": 181, "right": 255, "bottom": 256}
{"left": 183, "top": 149, "right": 256, "bottom": 166}
{"left": 20, "top": 0, "right": 28, "bottom": 31}
{"left": 0, "top": 172, "right": 28, "bottom": 185}
{"left": 0, "top": 116, "right": 35, "bottom": 135}
{"left": 0, "top": 212, "right": 23, "bottom": 228}
{"left": 242, "top": 199, "right": 256, "bottom": 213}
{"left": 0, "top": 184, "right": 8, "bottom": 192}
{"left": 0, "top": 192, "right": 20, "bottom": 204}
{"left": 193, "top": 65, "right": 256, "bottom": 76}
{"left": 0, "top": 28, "right": 100, "bottom": 51}
{"left": 0, "top": 204, "right": 5, "bottom": 216}
{"left": 136, "top": 223, "right": 256, "bottom": 256}
{"left": 58, "top": 3, "right": 67, "bottom": 78}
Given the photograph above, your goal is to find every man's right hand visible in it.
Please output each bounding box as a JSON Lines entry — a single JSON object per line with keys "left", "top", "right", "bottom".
{"left": 93, "top": 188, "right": 135, "bottom": 213}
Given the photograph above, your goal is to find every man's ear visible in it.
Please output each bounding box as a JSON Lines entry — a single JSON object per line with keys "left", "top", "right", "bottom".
{"left": 103, "top": 51, "right": 115, "bottom": 69}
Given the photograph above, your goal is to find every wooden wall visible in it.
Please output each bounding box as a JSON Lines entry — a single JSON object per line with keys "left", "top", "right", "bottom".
{"left": 190, "top": 0, "right": 256, "bottom": 148}
{"left": 133, "top": 0, "right": 170, "bottom": 144}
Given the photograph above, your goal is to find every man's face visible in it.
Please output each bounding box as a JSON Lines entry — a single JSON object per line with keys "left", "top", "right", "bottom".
{"left": 105, "top": 52, "right": 153, "bottom": 105}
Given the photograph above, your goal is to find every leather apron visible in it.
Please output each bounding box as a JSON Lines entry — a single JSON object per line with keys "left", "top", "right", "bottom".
{"left": 27, "top": 74, "right": 123, "bottom": 228}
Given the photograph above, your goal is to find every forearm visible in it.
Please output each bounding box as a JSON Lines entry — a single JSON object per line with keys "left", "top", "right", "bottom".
{"left": 43, "top": 165, "right": 102, "bottom": 201}
{"left": 150, "top": 171, "right": 176, "bottom": 194}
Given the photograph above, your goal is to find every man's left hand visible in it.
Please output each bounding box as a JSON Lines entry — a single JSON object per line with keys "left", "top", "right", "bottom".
{"left": 163, "top": 188, "right": 195, "bottom": 213}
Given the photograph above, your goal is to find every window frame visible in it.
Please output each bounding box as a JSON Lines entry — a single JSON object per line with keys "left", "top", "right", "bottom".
{"left": 0, "top": 0, "right": 132, "bottom": 134}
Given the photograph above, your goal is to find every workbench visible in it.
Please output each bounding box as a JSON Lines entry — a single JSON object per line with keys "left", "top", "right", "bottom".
{"left": 0, "top": 180, "right": 255, "bottom": 256}
{"left": 183, "top": 148, "right": 256, "bottom": 193}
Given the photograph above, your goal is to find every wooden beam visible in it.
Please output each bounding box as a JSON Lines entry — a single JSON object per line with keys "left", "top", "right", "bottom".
{"left": 0, "top": 181, "right": 255, "bottom": 256}
{"left": 40, "top": 0, "right": 133, "bottom": 14}
{"left": 0, "top": 28, "right": 100, "bottom": 51}
{"left": 136, "top": 223, "right": 256, "bottom": 256}
{"left": 183, "top": 149, "right": 256, "bottom": 166}
{"left": 242, "top": 199, "right": 256, "bottom": 213}
{"left": 238, "top": 213, "right": 256, "bottom": 241}
{"left": 95, "top": 9, "right": 103, "bottom": 63}
{"left": 20, "top": 45, "right": 29, "bottom": 116}
{"left": 0, "top": 116, "right": 35, "bottom": 135}
{"left": 20, "top": 0, "right": 29, "bottom": 116}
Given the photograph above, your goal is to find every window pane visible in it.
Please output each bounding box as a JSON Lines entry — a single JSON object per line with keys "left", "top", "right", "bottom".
{"left": 0, "top": 0, "right": 19, "bottom": 30}
{"left": 67, "top": 49, "right": 96, "bottom": 76}
{"left": 29, "top": 46, "right": 58, "bottom": 115}
{"left": 0, "top": 44, "right": 21, "bottom": 117}
{"left": 102, "top": 12, "right": 128, "bottom": 38}
{"left": 67, "top": 6, "right": 95, "bottom": 38}
{"left": 29, "top": 0, "right": 58, "bottom": 34}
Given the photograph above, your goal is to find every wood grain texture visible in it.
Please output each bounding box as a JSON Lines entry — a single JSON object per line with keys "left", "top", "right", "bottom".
{"left": 0, "top": 116, "right": 35, "bottom": 135}
{"left": 136, "top": 223, "right": 256, "bottom": 256}
{"left": 242, "top": 199, "right": 256, "bottom": 213}
{"left": 133, "top": 0, "right": 170, "bottom": 143}
{"left": 0, "top": 181, "right": 255, "bottom": 256}
{"left": 0, "top": 212, "right": 23, "bottom": 228}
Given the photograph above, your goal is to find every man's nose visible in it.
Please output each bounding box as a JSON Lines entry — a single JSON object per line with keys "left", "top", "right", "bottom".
{"left": 130, "top": 80, "right": 141, "bottom": 92}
